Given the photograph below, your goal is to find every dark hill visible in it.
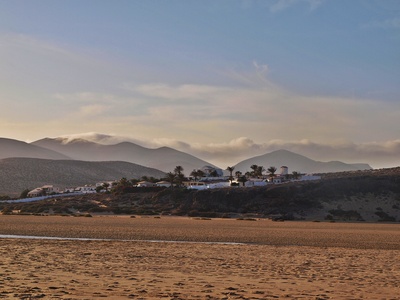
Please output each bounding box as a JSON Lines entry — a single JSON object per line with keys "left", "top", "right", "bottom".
{"left": 3, "top": 167, "right": 400, "bottom": 222}
{"left": 0, "top": 158, "right": 165, "bottom": 195}
{"left": 0, "top": 138, "right": 69, "bottom": 160}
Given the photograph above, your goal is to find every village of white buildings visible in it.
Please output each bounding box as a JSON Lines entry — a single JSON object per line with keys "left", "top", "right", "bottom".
{"left": 25, "top": 165, "right": 321, "bottom": 199}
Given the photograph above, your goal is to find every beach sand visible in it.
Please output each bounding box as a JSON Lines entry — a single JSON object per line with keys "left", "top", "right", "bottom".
{"left": 0, "top": 215, "right": 399, "bottom": 299}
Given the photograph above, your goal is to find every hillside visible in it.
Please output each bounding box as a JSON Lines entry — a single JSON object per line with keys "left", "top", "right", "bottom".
{"left": 2, "top": 167, "right": 400, "bottom": 222}
{"left": 32, "top": 138, "right": 218, "bottom": 173}
{"left": 234, "top": 149, "right": 371, "bottom": 174}
{"left": 0, "top": 158, "right": 165, "bottom": 196}
{"left": 0, "top": 138, "right": 70, "bottom": 160}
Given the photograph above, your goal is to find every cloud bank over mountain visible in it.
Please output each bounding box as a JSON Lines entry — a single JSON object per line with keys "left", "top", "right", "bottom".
{"left": 57, "top": 133, "right": 399, "bottom": 169}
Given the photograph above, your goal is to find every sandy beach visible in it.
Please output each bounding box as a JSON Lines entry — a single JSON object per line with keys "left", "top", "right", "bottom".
{"left": 1, "top": 216, "right": 399, "bottom": 299}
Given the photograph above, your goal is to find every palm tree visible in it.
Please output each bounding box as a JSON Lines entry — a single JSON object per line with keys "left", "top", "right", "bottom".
{"left": 250, "top": 164, "right": 258, "bottom": 178}
{"left": 235, "top": 171, "right": 242, "bottom": 178}
{"left": 166, "top": 172, "right": 176, "bottom": 187}
{"left": 190, "top": 169, "right": 206, "bottom": 181}
{"left": 267, "top": 166, "right": 277, "bottom": 182}
{"left": 292, "top": 171, "right": 301, "bottom": 180}
{"left": 197, "top": 169, "right": 205, "bottom": 178}
{"left": 226, "top": 166, "right": 235, "bottom": 183}
{"left": 210, "top": 170, "right": 218, "bottom": 177}
{"left": 190, "top": 169, "right": 199, "bottom": 181}
{"left": 256, "top": 165, "right": 265, "bottom": 178}
{"left": 238, "top": 175, "right": 247, "bottom": 187}
{"left": 174, "top": 165, "right": 183, "bottom": 176}
{"left": 102, "top": 182, "right": 110, "bottom": 192}
{"left": 174, "top": 166, "right": 184, "bottom": 187}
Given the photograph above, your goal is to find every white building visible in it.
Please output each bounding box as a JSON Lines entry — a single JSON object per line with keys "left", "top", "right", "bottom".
{"left": 75, "top": 186, "right": 96, "bottom": 193}
{"left": 27, "top": 185, "right": 60, "bottom": 197}
{"left": 137, "top": 181, "right": 156, "bottom": 187}
{"left": 280, "top": 166, "right": 288, "bottom": 176}
{"left": 156, "top": 181, "right": 172, "bottom": 187}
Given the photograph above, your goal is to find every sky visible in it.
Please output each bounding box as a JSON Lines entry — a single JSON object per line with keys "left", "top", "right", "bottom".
{"left": 0, "top": 0, "right": 399, "bottom": 168}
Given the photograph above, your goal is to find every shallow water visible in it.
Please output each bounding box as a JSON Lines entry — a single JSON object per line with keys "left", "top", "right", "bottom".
{"left": 0, "top": 234, "right": 247, "bottom": 245}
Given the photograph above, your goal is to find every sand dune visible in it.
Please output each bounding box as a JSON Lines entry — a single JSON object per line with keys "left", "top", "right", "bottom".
{"left": 0, "top": 216, "right": 399, "bottom": 299}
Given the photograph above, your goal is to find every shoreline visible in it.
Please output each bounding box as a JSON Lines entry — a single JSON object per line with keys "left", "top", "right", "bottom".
{"left": 1, "top": 215, "right": 400, "bottom": 250}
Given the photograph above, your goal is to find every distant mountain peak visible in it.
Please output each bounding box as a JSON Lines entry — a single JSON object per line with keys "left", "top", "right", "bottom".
{"left": 31, "top": 136, "right": 216, "bottom": 173}
{"left": 234, "top": 148, "right": 371, "bottom": 174}
{"left": 0, "top": 137, "right": 70, "bottom": 160}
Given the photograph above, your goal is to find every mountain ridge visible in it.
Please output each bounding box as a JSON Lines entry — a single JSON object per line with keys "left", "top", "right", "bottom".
{"left": 31, "top": 137, "right": 218, "bottom": 173}
{"left": 234, "top": 149, "right": 371, "bottom": 174}
{"left": 1, "top": 136, "right": 373, "bottom": 175}
{"left": 0, "top": 138, "right": 70, "bottom": 160}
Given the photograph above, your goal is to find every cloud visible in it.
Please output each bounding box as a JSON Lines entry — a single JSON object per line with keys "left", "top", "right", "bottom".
{"left": 269, "top": 0, "right": 323, "bottom": 13}
{"left": 58, "top": 132, "right": 145, "bottom": 145}
{"left": 269, "top": 0, "right": 298, "bottom": 12}
{"left": 53, "top": 92, "right": 120, "bottom": 104}
{"left": 1, "top": 35, "right": 397, "bottom": 170}
{"left": 75, "top": 104, "right": 110, "bottom": 117}
{"left": 362, "top": 18, "right": 400, "bottom": 29}
{"left": 0, "top": 32, "right": 77, "bottom": 59}
{"left": 126, "top": 83, "right": 229, "bottom": 101}
{"left": 252, "top": 60, "right": 270, "bottom": 83}
{"left": 122, "top": 80, "right": 399, "bottom": 145}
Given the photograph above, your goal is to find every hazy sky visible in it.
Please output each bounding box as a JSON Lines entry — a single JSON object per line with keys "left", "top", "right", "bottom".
{"left": 0, "top": 0, "right": 399, "bottom": 168}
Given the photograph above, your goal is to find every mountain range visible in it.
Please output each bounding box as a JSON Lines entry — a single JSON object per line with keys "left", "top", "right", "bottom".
{"left": 0, "top": 135, "right": 373, "bottom": 195}
{"left": 31, "top": 137, "right": 217, "bottom": 173}
{"left": 0, "top": 138, "right": 70, "bottom": 160}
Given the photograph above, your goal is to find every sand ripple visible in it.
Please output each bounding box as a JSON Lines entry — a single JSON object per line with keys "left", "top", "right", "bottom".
{"left": 0, "top": 216, "right": 399, "bottom": 299}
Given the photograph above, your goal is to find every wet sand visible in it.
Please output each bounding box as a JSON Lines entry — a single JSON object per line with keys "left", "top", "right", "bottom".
{"left": 0, "top": 215, "right": 399, "bottom": 299}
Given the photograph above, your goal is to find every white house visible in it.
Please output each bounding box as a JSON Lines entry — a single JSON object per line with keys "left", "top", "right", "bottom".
{"left": 187, "top": 182, "right": 208, "bottom": 190}
{"left": 27, "top": 185, "right": 60, "bottom": 197}
{"left": 156, "top": 181, "right": 172, "bottom": 187}
{"left": 137, "top": 181, "right": 156, "bottom": 187}
{"left": 27, "top": 188, "right": 45, "bottom": 197}
{"left": 272, "top": 177, "right": 282, "bottom": 184}
{"left": 75, "top": 186, "right": 96, "bottom": 193}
